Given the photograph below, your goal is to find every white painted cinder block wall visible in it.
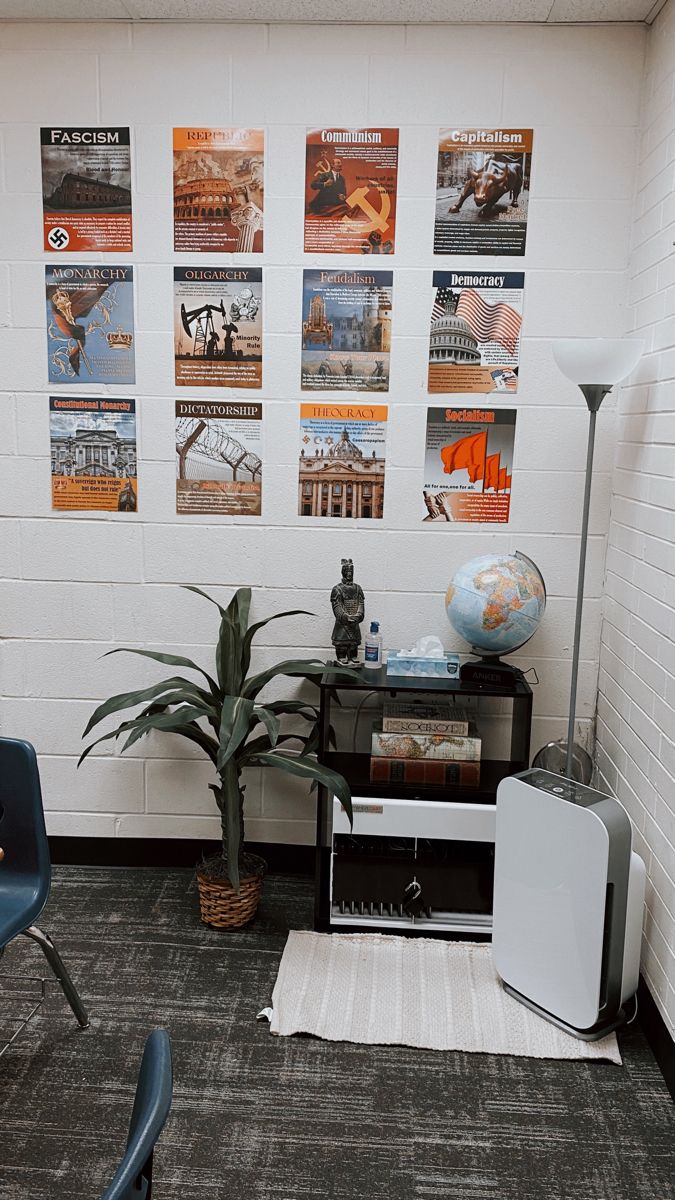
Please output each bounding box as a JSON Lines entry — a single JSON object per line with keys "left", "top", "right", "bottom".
{"left": 0, "top": 21, "right": 645, "bottom": 847}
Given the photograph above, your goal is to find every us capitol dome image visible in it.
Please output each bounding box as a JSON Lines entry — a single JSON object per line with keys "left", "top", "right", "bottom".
{"left": 429, "top": 290, "right": 481, "bottom": 365}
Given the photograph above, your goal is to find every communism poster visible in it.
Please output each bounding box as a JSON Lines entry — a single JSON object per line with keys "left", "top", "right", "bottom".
{"left": 175, "top": 399, "right": 262, "bottom": 516}
{"left": 304, "top": 128, "right": 398, "bottom": 254}
{"left": 46, "top": 264, "right": 135, "bottom": 385}
{"left": 173, "top": 127, "right": 264, "bottom": 253}
{"left": 41, "top": 127, "right": 132, "bottom": 253}
{"left": 423, "top": 406, "right": 516, "bottom": 523}
{"left": 434, "top": 129, "right": 533, "bottom": 256}
{"left": 299, "top": 403, "right": 387, "bottom": 519}
{"left": 428, "top": 272, "right": 523, "bottom": 394}
{"left": 50, "top": 397, "right": 137, "bottom": 512}
{"left": 301, "top": 269, "right": 392, "bottom": 391}
{"left": 173, "top": 267, "right": 262, "bottom": 388}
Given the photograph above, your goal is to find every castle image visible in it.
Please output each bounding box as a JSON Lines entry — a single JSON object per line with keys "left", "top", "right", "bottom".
{"left": 46, "top": 173, "right": 131, "bottom": 211}
{"left": 303, "top": 287, "right": 391, "bottom": 353}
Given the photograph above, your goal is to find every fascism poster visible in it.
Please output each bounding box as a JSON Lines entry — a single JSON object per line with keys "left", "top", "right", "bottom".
{"left": 301, "top": 269, "right": 392, "bottom": 391}
{"left": 434, "top": 129, "right": 533, "bottom": 256}
{"left": 50, "top": 397, "right": 137, "bottom": 512}
{"left": 173, "top": 127, "right": 264, "bottom": 253}
{"left": 173, "top": 267, "right": 262, "bottom": 388}
{"left": 304, "top": 128, "right": 398, "bottom": 254}
{"left": 298, "top": 403, "right": 387, "bottom": 519}
{"left": 41, "top": 127, "right": 132, "bottom": 253}
{"left": 423, "top": 406, "right": 516, "bottom": 523}
{"left": 428, "top": 272, "right": 523, "bottom": 394}
{"left": 46, "top": 264, "right": 135, "bottom": 385}
{"left": 175, "top": 399, "right": 262, "bottom": 516}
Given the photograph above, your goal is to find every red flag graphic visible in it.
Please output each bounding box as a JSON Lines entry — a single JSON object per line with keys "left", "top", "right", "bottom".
{"left": 440, "top": 431, "right": 487, "bottom": 483}
{"left": 483, "top": 453, "right": 501, "bottom": 492}
{"left": 504, "top": 472, "right": 512, "bottom": 490}
{"left": 499, "top": 466, "right": 508, "bottom": 491}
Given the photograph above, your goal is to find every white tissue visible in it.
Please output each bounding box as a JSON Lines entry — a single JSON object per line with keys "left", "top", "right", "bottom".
{"left": 394, "top": 635, "right": 445, "bottom": 658}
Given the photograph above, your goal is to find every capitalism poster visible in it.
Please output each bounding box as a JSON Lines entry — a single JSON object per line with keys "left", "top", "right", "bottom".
{"left": 173, "top": 127, "right": 264, "bottom": 253}
{"left": 304, "top": 128, "right": 398, "bottom": 255}
{"left": 299, "top": 403, "right": 387, "bottom": 519}
{"left": 173, "top": 267, "right": 262, "bottom": 388}
{"left": 46, "top": 264, "right": 135, "bottom": 385}
{"left": 423, "top": 406, "right": 516, "bottom": 523}
{"left": 434, "top": 129, "right": 533, "bottom": 256}
{"left": 50, "top": 397, "right": 137, "bottom": 512}
{"left": 428, "top": 272, "right": 523, "bottom": 394}
{"left": 175, "top": 399, "right": 262, "bottom": 516}
{"left": 41, "top": 127, "right": 132, "bottom": 253}
{"left": 301, "top": 269, "right": 392, "bottom": 391}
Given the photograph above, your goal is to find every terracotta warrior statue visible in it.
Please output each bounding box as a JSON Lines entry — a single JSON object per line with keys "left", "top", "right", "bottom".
{"left": 330, "top": 558, "right": 365, "bottom": 665}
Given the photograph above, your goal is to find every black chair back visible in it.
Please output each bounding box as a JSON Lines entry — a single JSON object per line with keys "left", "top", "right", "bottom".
{"left": 101, "top": 1028, "right": 173, "bottom": 1199}
{"left": 0, "top": 738, "right": 51, "bottom": 946}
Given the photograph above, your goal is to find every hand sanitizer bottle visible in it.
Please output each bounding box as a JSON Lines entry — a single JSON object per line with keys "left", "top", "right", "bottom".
{"left": 364, "top": 621, "right": 382, "bottom": 669}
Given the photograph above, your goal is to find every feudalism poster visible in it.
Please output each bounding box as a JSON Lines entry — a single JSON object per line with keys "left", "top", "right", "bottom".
{"left": 299, "top": 403, "right": 387, "bottom": 519}
{"left": 175, "top": 400, "right": 262, "bottom": 516}
{"left": 428, "top": 272, "right": 523, "bottom": 394}
{"left": 50, "top": 397, "right": 137, "bottom": 512}
{"left": 46, "top": 265, "right": 135, "bottom": 385}
{"left": 304, "top": 128, "right": 398, "bottom": 255}
{"left": 423, "top": 406, "right": 516, "bottom": 523}
{"left": 301, "top": 270, "right": 392, "bottom": 391}
{"left": 173, "top": 267, "right": 262, "bottom": 388}
{"left": 41, "top": 127, "right": 132, "bottom": 253}
{"left": 173, "top": 128, "right": 264, "bottom": 253}
{"left": 434, "top": 129, "right": 533, "bottom": 256}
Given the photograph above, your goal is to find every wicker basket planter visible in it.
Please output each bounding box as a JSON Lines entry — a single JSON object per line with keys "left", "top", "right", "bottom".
{"left": 196, "top": 853, "right": 266, "bottom": 930}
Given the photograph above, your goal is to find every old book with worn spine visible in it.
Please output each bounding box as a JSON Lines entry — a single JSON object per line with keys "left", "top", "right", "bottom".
{"left": 369, "top": 757, "right": 481, "bottom": 786}
{"left": 371, "top": 725, "right": 481, "bottom": 762}
{"left": 381, "top": 700, "right": 471, "bottom": 735}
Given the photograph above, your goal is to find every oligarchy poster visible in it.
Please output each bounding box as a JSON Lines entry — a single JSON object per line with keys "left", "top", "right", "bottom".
{"left": 299, "top": 404, "right": 387, "bottom": 519}
{"left": 41, "top": 127, "right": 132, "bottom": 253}
{"left": 46, "top": 265, "right": 135, "bottom": 385}
{"left": 423, "top": 406, "right": 516, "bottom": 523}
{"left": 174, "top": 267, "right": 262, "bottom": 388}
{"left": 301, "top": 270, "right": 392, "bottom": 391}
{"left": 434, "top": 129, "right": 533, "bottom": 256}
{"left": 304, "top": 128, "right": 398, "bottom": 254}
{"left": 50, "top": 397, "right": 137, "bottom": 512}
{"left": 428, "top": 272, "right": 523, "bottom": 394}
{"left": 175, "top": 400, "right": 262, "bottom": 516}
{"left": 173, "top": 128, "right": 264, "bottom": 253}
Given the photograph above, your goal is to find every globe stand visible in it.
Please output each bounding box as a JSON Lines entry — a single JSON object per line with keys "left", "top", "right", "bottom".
{"left": 460, "top": 654, "right": 525, "bottom": 690}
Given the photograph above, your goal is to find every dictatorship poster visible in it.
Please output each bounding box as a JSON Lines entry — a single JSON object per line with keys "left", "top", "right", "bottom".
{"left": 434, "top": 129, "right": 533, "bottom": 256}
{"left": 428, "top": 272, "right": 523, "bottom": 394}
{"left": 175, "top": 400, "right": 262, "bottom": 516}
{"left": 50, "top": 397, "right": 137, "bottom": 512}
{"left": 173, "top": 267, "right": 262, "bottom": 388}
{"left": 301, "top": 269, "right": 392, "bottom": 391}
{"left": 46, "top": 264, "right": 135, "bottom": 385}
{"left": 304, "top": 128, "right": 398, "bottom": 254}
{"left": 41, "top": 127, "right": 132, "bottom": 253}
{"left": 423, "top": 406, "right": 516, "bottom": 523}
{"left": 299, "top": 403, "right": 387, "bottom": 519}
{"left": 173, "top": 128, "right": 264, "bottom": 253}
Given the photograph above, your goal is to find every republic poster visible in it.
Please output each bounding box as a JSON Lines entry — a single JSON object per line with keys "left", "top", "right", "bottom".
{"left": 41, "top": 127, "right": 132, "bottom": 253}
{"left": 301, "top": 269, "right": 392, "bottom": 391}
{"left": 50, "top": 397, "right": 137, "bottom": 512}
{"left": 434, "top": 129, "right": 533, "bottom": 256}
{"left": 173, "top": 267, "right": 262, "bottom": 388}
{"left": 299, "top": 403, "right": 387, "bottom": 519}
{"left": 173, "top": 127, "right": 264, "bottom": 253}
{"left": 428, "top": 272, "right": 523, "bottom": 394}
{"left": 423, "top": 406, "right": 516, "bottom": 523}
{"left": 304, "top": 128, "right": 398, "bottom": 255}
{"left": 46, "top": 264, "right": 135, "bottom": 385}
{"left": 175, "top": 399, "right": 263, "bottom": 516}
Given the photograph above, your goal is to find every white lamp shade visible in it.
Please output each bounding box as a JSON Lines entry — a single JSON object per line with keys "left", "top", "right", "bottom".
{"left": 552, "top": 338, "right": 644, "bottom": 385}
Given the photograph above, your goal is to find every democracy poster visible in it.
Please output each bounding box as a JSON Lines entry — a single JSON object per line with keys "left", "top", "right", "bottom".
{"left": 301, "top": 269, "right": 392, "bottom": 391}
{"left": 173, "top": 127, "right": 264, "bottom": 253}
{"left": 304, "top": 128, "right": 398, "bottom": 254}
{"left": 50, "top": 397, "right": 137, "bottom": 512}
{"left": 41, "top": 127, "right": 132, "bottom": 253}
{"left": 173, "top": 267, "right": 262, "bottom": 388}
{"left": 428, "top": 272, "right": 523, "bottom": 394}
{"left": 434, "top": 129, "right": 533, "bottom": 256}
{"left": 422, "top": 406, "right": 516, "bottom": 523}
{"left": 46, "top": 264, "right": 135, "bottom": 385}
{"left": 175, "top": 399, "right": 262, "bottom": 516}
{"left": 299, "top": 403, "right": 387, "bottom": 519}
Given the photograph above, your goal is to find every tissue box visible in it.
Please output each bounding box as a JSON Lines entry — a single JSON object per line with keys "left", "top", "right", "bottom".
{"left": 386, "top": 652, "right": 460, "bottom": 679}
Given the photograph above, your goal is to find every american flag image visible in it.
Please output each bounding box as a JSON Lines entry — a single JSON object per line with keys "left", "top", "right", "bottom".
{"left": 431, "top": 285, "right": 455, "bottom": 321}
{"left": 456, "top": 289, "right": 522, "bottom": 356}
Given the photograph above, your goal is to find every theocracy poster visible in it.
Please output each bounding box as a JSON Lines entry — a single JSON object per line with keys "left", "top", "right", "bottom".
{"left": 423, "top": 406, "right": 516, "bottom": 523}
{"left": 173, "top": 267, "right": 262, "bottom": 388}
{"left": 304, "top": 128, "right": 398, "bottom": 254}
{"left": 46, "top": 264, "right": 135, "bottom": 385}
{"left": 428, "top": 272, "right": 523, "bottom": 394}
{"left": 175, "top": 399, "right": 262, "bottom": 516}
{"left": 298, "top": 403, "right": 387, "bottom": 519}
{"left": 301, "top": 269, "right": 392, "bottom": 391}
{"left": 173, "top": 127, "right": 264, "bottom": 253}
{"left": 50, "top": 397, "right": 137, "bottom": 512}
{"left": 41, "top": 127, "right": 132, "bottom": 253}
{"left": 434, "top": 129, "right": 533, "bottom": 256}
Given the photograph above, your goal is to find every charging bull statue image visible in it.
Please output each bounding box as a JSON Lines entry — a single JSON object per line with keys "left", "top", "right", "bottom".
{"left": 449, "top": 158, "right": 523, "bottom": 218}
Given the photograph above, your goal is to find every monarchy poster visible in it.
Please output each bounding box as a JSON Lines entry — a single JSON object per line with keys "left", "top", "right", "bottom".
{"left": 175, "top": 399, "right": 262, "bottom": 516}
{"left": 50, "top": 397, "right": 137, "bottom": 512}
{"left": 46, "top": 264, "right": 135, "bottom": 385}
{"left": 173, "top": 128, "right": 264, "bottom": 253}
{"left": 301, "top": 270, "right": 392, "bottom": 391}
{"left": 434, "top": 129, "right": 533, "bottom": 256}
{"left": 41, "top": 127, "right": 132, "bottom": 253}
{"left": 304, "top": 128, "right": 398, "bottom": 254}
{"left": 428, "top": 272, "right": 523, "bottom": 394}
{"left": 423, "top": 406, "right": 516, "bottom": 523}
{"left": 299, "top": 403, "right": 387, "bottom": 519}
{"left": 173, "top": 267, "right": 262, "bottom": 388}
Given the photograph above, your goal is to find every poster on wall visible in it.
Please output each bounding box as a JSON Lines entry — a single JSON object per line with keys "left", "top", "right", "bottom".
{"left": 50, "top": 397, "right": 137, "bottom": 512}
{"left": 175, "top": 399, "right": 263, "bottom": 516}
{"left": 46, "top": 264, "right": 135, "bottom": 385}
{"left": 173, "top": 127, "right": 264, "bottom": 253}
{"left": 422, "top": 406, "right": 516, "bottom": 523}
{"left": 434, "top": 129, "right": 533, "bottom": 256}
{"left": 298, "top": 403, "right": 387, "bottom": 519}
{"left": 173, "top": 267, "right": 262, "bottom": 388}
{"left": 41, "top": 127, "right": 132, "bottom": 253}
{"left": 428, "top": 271, "right": 523, "bottom": 394}
{"left": 301, "top": 269, "right": 392, "bottom": 391}
{"left": 304, "top": 128, "right": 399, "bottom": 255}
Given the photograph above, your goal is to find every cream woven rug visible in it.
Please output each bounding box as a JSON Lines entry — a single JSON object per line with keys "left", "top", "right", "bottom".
{"left": 261, "top": 931, "right": 621, "bottom": 1064}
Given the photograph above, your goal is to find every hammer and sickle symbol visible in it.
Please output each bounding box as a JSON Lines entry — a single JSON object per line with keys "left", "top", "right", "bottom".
{"left": 341, "top": 185, "right": 391, "bottom": 234}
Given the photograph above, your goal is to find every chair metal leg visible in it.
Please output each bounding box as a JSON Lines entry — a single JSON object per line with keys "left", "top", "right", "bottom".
{"left": 21, "top": 925, "right": 89, "bottom": 1029}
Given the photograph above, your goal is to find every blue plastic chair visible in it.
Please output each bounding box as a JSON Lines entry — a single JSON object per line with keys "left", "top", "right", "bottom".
{"left": 101, "top": 1028, "right": 173, "bottom": 1199}
{"left": 0, "top": 737, "right": 88, "bottom": 1028}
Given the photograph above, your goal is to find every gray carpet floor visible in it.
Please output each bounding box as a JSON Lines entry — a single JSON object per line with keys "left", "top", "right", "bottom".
{"left": 0, "top": 866, "right": 673, "bottom": 1200}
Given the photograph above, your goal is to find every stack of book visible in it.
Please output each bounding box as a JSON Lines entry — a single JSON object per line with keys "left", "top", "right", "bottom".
{"left": 369, "top": 700, "right": 481, "bottom": 787}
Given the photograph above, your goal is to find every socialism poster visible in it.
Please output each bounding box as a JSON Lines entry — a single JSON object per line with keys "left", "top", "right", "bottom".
{"left": 173, "top": 127, "right": 264, "bottom": 253}
{"left": 428, "top": 272, "right": 524, "bottom": 394}
{"left": 434, "top": 128, "right": 533, "bottom": 256}
{"left": 46, "top": 264, "right": 135, "bottom": 385}
{"left": 50, "top": 397, "right": 137, "bottom": 512}
{"left": 423, "top": 406, "right": 516, "bottom": 523}
{"left": 175, "top": 399, "right": 263, "bottom": 516}
{"left": 41, "top": 127, "right": 132, "bottom": 253}
{"left": 304, "top": 127, "right": 398, "bottom": 254}
{"left": 301, "top": 269, "right": 393, "bottom": 391}
{"left": 298, "top": 403, "right": 387, "bottom": 519}
{"left": 173, "top": 267, "right": 262, "bottom": 388}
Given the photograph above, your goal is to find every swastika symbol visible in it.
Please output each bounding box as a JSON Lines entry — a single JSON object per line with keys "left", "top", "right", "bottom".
{"left": 48, "top": 226, "right": 70, "bottom": 250}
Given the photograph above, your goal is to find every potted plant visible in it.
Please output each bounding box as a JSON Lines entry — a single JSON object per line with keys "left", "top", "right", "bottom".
{"left": 79, "top": 586, "right": 354, "bottom": 929}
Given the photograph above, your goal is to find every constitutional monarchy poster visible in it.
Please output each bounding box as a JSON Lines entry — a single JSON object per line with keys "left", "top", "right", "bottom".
{"left": 304, "top": 128, "right": 398, "bottom": 254}
{"left": 423, "top": 406, "right": 516, "bottom": 523}
{"left": 41, "top": 127, "right": 132, "bottom": 253}
{"left": 298, "top": 404, "right": 387, "bottom": 519}
{"left": 46, "top": 264, "right": 135, "bottom": 385}
{"left": 173, "top": 128, "right": 264, "bottom": 253}
{"left": 434, "top": 129, "right": 533, "bottom": 256}
{"left": 173, "top": 267, "right": 262, "bottom": 388}
{"left": 175, "top": 399, "right": 262, "bottom": 516}
{"left": 50, "top": 397, "right": 137, "bottom": 512}
{"left": 428, "top": 272, "right": 523, "bottom": 394}
{"left": 301, "top": 270, "right": 392, "bottom": 391}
